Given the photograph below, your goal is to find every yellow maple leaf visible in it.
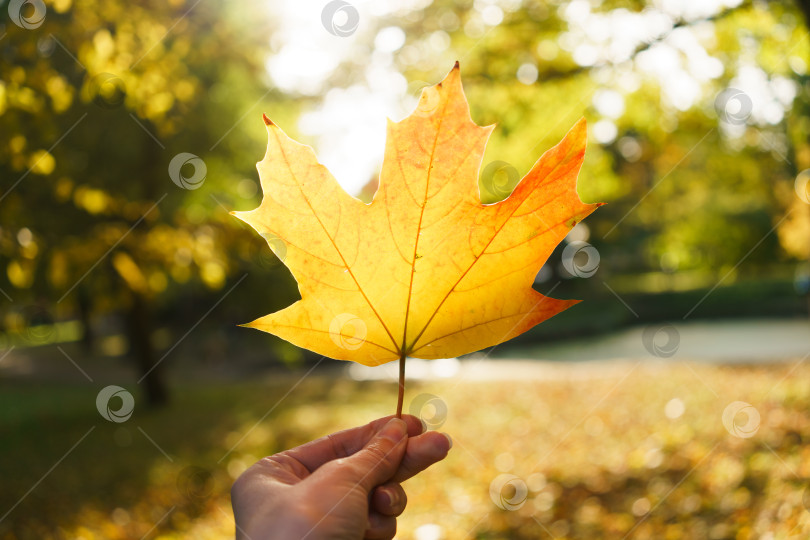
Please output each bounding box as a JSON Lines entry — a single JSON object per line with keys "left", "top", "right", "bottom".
{"left": 234, "top": 63, "right": 601, "bottom": 377}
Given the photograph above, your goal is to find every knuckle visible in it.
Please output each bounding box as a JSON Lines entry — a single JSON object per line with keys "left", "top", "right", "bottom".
{"left": 364, "top": 440, "right": 393, "bottom": 464}
{"left": 326, "top": 432, "right": 354, "bottom": 458}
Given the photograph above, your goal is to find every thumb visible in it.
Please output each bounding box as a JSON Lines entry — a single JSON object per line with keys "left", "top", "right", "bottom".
{"left": 340, "top": 418, "right": 408, "bottom": 493}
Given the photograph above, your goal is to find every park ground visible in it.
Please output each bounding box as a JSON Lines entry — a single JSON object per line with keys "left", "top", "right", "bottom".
{"left": 2, "top": 317, "right": 810, "bottom": 539}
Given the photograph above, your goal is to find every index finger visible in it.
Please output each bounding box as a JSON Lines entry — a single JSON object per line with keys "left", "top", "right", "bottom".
{"left": 391, "top": 430, "right": 452, "bottom": 483}
{"left": 282, "top": 414, "right": 425, "bottom": 473}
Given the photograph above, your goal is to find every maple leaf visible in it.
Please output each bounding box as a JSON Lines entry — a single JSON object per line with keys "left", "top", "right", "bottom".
{"left": 234, "top": 63, "right": 601, "bottom": 409}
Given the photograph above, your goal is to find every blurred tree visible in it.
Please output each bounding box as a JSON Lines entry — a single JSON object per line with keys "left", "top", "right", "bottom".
{"left": 318, "top": 0, "right": 808, "bottom": 295}
{"left": 0, "top": 0, "right": 301, "bottom": 405}
{"left": 4, "top": 0, "right": 810, "bottom": 403}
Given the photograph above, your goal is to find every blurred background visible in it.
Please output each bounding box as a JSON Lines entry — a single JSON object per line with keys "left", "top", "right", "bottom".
{"left": 2, "top": 0, "right": 810, "bottom": 538}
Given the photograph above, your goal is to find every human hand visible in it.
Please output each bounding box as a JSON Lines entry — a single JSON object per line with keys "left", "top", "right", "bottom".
{"left": 231, "top": 415, "right": 452, "bottom": 540}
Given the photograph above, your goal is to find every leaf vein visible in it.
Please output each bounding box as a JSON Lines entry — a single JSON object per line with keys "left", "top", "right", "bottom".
{"left": 272, "top": 129, "right": 400, "bottom": 351}
{"left": 406, "top": 141, "right": 580, "bottom": 353}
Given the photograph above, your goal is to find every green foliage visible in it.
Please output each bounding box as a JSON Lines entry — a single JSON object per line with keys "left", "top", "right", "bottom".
{"left": 3, "top": 0, "right": 808, "bottom": 344}
{"left": 0, "top": 0, "right": 297, "bottom": 343}
{"left": 381, "top": 0, "right": 808, "bottom": 284}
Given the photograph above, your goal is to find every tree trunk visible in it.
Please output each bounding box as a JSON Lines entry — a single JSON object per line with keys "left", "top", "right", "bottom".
{"left": 77, "top": 285, "right": 94, "bottom": 353}
{"left": 126, "top": 291, "right": 168, "bottom": 408}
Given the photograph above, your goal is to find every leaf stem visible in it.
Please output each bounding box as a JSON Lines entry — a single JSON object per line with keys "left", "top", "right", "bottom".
{"left": 396, "top": 353, "right": 406, "bottom": 418}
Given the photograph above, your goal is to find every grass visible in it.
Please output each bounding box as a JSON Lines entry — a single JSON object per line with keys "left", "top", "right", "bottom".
{"left": 2, "top": 360, "right": 810, "bottom": 539}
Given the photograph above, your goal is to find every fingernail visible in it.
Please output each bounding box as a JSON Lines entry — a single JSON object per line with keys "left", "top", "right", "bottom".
{"left": 379, "top": 418, "right": 407, "bottom": 444}
{"left": 384, "top": 488, "right": 399, "bottom": 507}
{"left": 442, "top": 432, "right": 453, "bottom": 449}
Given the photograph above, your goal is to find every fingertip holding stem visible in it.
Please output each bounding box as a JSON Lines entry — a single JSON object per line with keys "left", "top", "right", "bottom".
{"left": 379, "top": 418, "right": 407, "bottom": 445}
{"left": 442, "top": 432, "right": 453, "bottom": 450}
